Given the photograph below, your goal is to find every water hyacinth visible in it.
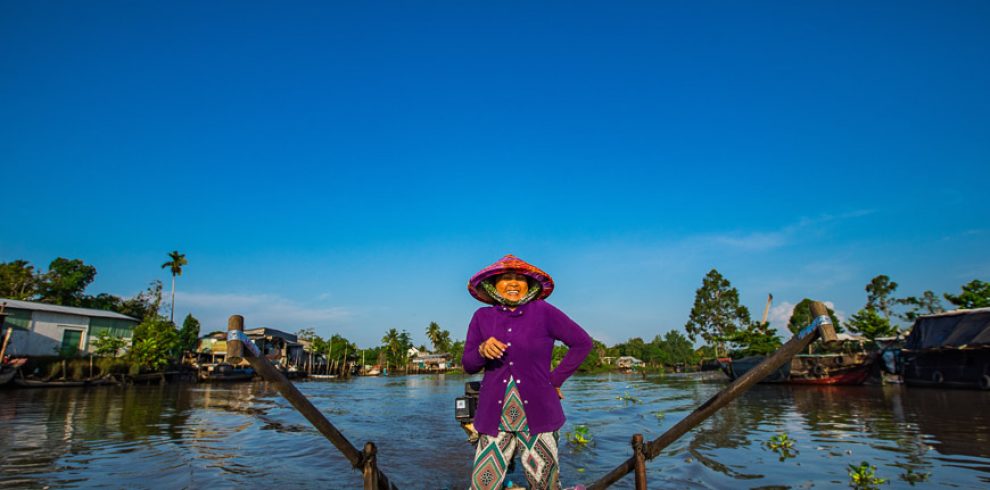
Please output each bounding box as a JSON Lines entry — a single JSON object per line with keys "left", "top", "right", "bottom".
{"left": 765, "top": 433, "right": 798, "bottom": 462}
{"left": 848, "top": 461, "right": 886, "bottom": 489}
{"left": 567, "top": 425, "right": 594, "bottom": 448}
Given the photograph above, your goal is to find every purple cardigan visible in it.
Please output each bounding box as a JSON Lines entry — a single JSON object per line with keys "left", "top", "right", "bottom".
{"left": 462, "top": 299, "right": 593, "bottom": 436}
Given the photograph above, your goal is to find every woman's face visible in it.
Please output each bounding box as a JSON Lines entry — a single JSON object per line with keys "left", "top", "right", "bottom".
{"left": 495, "top": 273, "right": 529, "bottom": 302}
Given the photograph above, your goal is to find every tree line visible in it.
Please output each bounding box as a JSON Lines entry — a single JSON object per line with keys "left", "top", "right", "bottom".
{"left": 682, "top": 268, "right": 990, "bottom": 359}
{"left": 0, "top": 254, "right": 199, "bottom": 371}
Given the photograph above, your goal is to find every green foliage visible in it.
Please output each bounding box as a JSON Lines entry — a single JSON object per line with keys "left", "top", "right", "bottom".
{"left": 899, "top": 468, "right": 930, "bottom": 486}
{"left": 661, "top": 329, "right": 698, "bottom": 365}
{"left": 0, "top": 259, "right": 38, "bottom": 299}
{"left": 161, "top": 251, "right": 187, "bottom": 322}
{"left": 616, "top": 390, "right": 640, "bottom": 404}
{"left": 577, "top": 339, "right": 609, "bottom": 372}
{"left": 727, "top": 321, "right": 782, "bottom": 357}
{"left": 426, "top": 321, "right": 452, "bottom": 353}
{"left": 38, "top": 258, "right": 97, "bottom": 306}
{"left": 866, "top": 275, "right": 898, "bottom": 320}
{"left": 380, "top": 328, "right": 413, "bottom": 369}
{"left": 92, "top": 331, "right": 128, "bottom": 357}
{"left": 606, "top": 329, "right": 700, "bottom": 370}
{"left": 684, "top": 269, "right": 751, "bottom": 357}
{"left": 896, "top": 290, "right": 945, "bottom": 322}
{"left": 846, "top": 308, "right": 898, "bottom": 340}
{"left": 551, "top": 344, "right": 568, "bottom": 369}
{"left": 787, "top": 299, "right": 844, "bottom": 334}
{"left": 943, "top": 279, "right": 990, "bottom": 309}
{"left": 848, "top": 461, "right": 886, "bottom": 489}
{"left": 100, "top": 280, "right": 165, "bottom": 320}
{"left": 179, "top": 314, "right": 201, "bottom": 354}
{"left": 566, "top": 425, "right": 593, "bottom": 447}
{"left": 161, "top": 251, "right": 188, "bottom": 277}
{"left": 129, "top": 316, "right": 180, "bottom": 371}
{"left": 450, "top": 339, "right": 465, "bottom": 367}
{"left": 765, "top": 433, "right": 798, "bottom": 461}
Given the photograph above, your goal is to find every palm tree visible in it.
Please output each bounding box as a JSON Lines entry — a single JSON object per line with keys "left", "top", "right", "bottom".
{"left": 426, "top": 322, "right": 442, "bottom": 353}
{"left": 381, "top": 328, "right": 400, "bottom": 366}
{"left": 161, "top": 250, "right": 188, "bottom": 323}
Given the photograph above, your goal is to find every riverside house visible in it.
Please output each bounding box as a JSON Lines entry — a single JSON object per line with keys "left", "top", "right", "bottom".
{"left": 0, "top": 298, "right": 139, "bottom": 357}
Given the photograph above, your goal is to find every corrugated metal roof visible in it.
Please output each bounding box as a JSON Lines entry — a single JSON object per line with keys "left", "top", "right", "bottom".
{"left": 0, "top": 298, "right": 139, "bottom": 322}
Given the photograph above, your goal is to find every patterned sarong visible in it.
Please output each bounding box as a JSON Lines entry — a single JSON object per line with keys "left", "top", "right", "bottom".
{"left": 470, "top": 377, "right": 560, "bottom": 490}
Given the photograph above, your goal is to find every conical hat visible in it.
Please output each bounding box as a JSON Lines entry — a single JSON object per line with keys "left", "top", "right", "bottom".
{"left": 467, "top": 254, "right": 554, "bottom": 304}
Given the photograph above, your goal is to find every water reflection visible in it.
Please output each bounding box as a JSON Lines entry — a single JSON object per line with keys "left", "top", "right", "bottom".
{"left": 1, "top": 376, "right": 989, "bottom": 489}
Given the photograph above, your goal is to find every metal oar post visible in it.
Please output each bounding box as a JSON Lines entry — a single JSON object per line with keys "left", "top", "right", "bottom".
{"left": 226, "top": 315, "right": 398, "bottom": 490}
{"left": 588, "top": 301, "right": 837, "bottom": 489}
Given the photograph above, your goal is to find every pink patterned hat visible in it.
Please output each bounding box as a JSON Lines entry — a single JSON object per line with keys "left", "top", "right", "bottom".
{"left": 467, "top": 254, "right": 555, "bottom": 304}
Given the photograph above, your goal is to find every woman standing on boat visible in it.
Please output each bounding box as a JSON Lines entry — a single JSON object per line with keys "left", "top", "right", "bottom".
{"left": 463, "top": 255, "right": 592, "bottom": 490}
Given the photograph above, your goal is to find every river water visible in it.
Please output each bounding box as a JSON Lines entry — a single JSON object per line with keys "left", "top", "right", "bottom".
{"left": 1, "top": 374, "right": 989, "bottom": 489}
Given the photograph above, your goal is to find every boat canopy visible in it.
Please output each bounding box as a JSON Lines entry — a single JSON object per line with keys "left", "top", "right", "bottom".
{"left": 904, "top": 308, "right": 990, "bottom": 350}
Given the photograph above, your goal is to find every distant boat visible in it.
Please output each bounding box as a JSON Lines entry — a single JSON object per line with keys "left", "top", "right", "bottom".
{"left": 197, "top": 363, "right": 254, "bottom": 382}
{"left": 722, "top": 339, "right": 877, "bottom": 385}
{"left": 0, "top": 358, "right": 26, "bottom": 386}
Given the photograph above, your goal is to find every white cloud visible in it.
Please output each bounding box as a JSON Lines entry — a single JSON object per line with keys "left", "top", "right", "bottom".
{"left": 767, "top": 299, "right": 845, "bottom": 336}
{"left": 768, "top": 301, "right": 796, "bottom": 329}
{"left": 175, "top": 291, "right": 352, "bottom": 334}
{"left": 711, "top": 231, "right": 790, "bottom": 251}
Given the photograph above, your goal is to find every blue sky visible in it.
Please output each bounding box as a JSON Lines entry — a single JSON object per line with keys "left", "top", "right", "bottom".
{"left": 2, "top": 1, "right": 988, "bottom": 348}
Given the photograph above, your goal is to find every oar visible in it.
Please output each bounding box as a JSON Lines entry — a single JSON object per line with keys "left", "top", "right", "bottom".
{"left": 588, "top": 301, "right": 837, "bottom": 489}
{"left": 226, "top": 315, "right": 398, "bottom": 490}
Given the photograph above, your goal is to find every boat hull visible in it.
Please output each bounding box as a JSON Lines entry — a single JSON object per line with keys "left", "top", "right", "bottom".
{"left": 723, "top": 352, "right": 876, "bottom": 385}
{"left": 901, "top": 348, "right": 990, "bottom": 390}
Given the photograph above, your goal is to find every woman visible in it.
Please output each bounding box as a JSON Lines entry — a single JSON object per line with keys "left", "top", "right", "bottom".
{"left": 463, "top": 254, "right": 592, "bottom": 490}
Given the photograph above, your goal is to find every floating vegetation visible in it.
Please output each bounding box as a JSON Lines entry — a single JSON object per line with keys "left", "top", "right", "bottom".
{"left": 654, "top": 410, "right": 666, "bottom": 420}
{"left": 848, "top": 461, "right": 887, "bottom": 489}
{"left": 899, "top": 468, "right": 930, "bottom": 486}
{"left": 765, "top": 433, "right": 798, "bottom": 461}
{"left": 616, "top": 392, "right": 640, "bottom": 404}
{"left": 566, "top": 425, "right": 594, "bottom": 448}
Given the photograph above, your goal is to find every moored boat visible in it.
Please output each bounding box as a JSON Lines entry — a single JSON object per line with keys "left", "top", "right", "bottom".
{"left": 0, "top": 358, "right": 27, "bottom": 386}
{"left": 197, "top": 362, "right": 255, "bottom": 382}
{"left": 722, "top": 335, "right": 877, "bottom": 385}
{"left": 899, "top": 308, "right": 990, "bottom": 390}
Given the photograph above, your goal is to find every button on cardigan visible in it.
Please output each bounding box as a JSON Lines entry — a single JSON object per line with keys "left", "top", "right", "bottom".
{"left": 462, "top": 299, "right": 593, "bottom": 436}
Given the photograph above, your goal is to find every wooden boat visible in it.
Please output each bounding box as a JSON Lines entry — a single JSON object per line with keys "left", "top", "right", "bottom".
{"left": 722, "top": 350, "right": 876, "bottom": 385}
{"left": 13, "top": 374, "right": 116, "bottom": 388}
{"left": 0, "top": 358, "right": 27, "bottom": 386}
{"left": 899, "top": 308, "right": 990, "bottom": 390}
{"left": 197, "top": 363, "right": 255, "bottom": 382}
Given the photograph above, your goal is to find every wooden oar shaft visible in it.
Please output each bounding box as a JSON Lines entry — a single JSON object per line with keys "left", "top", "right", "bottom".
{"left": 226, "top": 315, "right": 398, "bottom": 490}
{"left": 588, "top": 302, "right": 833, "bottom": 489}
{"left": 0, "top": 327, "right": 12, "bottom": 361}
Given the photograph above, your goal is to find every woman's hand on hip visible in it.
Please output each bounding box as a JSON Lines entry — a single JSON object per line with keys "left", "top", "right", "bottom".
{"left": 556, "top": 387, "right": 564, "bottom": 400}
{"left": 478, "top": 337, "right": 507, "bottom": 360}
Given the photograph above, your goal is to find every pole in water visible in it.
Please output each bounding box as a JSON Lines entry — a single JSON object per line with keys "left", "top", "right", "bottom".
{"left": 225, "top": 315, "right": 398, "bottom": 490}
{"left": 363, "top": 441, "right": 379, "bottom": 490}
{"left": 632, "top": 434, "right": 646, "bottom": 490}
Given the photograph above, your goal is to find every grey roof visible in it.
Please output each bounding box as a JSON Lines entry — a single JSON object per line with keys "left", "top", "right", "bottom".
{"left": 0, "top": 298, "right": 139, "bottom": 322}
{"left": 918, "top": 307, "right": 990, "bottom": 319}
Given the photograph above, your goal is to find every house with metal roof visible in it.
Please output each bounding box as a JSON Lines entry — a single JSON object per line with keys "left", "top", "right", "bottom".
{"left": 0, "top": 298, "right": 140, "bottom": 357}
